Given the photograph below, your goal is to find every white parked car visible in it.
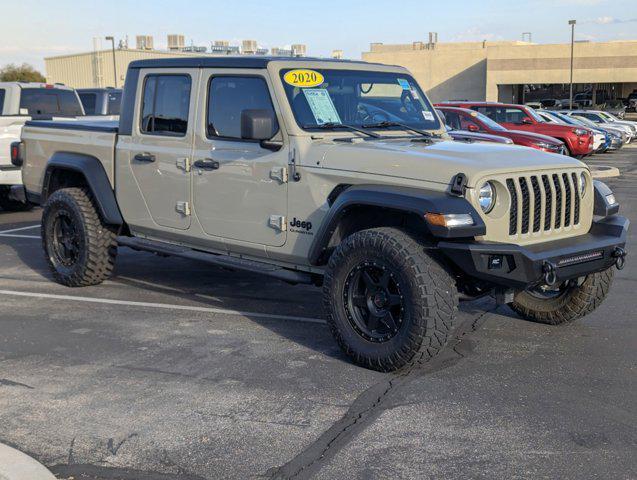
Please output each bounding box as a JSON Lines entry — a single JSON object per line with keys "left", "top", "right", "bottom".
{"left": 0, "top": 82, "right": 86, "bottom": 210}
{"left": 565, "top": 110, "right": 635, "bottom": 143}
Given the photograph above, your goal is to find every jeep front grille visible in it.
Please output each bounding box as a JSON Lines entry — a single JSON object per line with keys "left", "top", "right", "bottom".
{"left": 505, "top": 172, "right": 583, "bottom": 238}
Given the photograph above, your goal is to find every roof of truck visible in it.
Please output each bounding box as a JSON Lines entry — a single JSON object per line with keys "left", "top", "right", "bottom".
{"left": 128, "top": 56, "right": 384, "bottom": 70}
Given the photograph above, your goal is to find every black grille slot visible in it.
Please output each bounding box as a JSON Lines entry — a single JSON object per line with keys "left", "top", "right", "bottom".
{"left": 519, "top": 177, "right": 530, "bottom": 234}
{"left": 542, "top": 175, "right": 552, "bottom": 231}
{"left": 553, "top": 174, "right": 562, "bottom": 229}
{"left": 506, "top": 179, "right": 517, "bottom": 235}
{"left": 563, "top": 173, "right": 571, "bottom": 227}
{"left": 572, "top": 172, "right": 580, "bottom": 225}
{"left": 531, "top": 176, "right": 541, "bottom": 232}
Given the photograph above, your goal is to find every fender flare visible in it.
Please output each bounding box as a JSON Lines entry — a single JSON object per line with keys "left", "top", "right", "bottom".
{"left": 308, "top": 184, "right": 485, "bottom": 265}
{"left": 43, "top": 152, "right": 123, "bottom": 226}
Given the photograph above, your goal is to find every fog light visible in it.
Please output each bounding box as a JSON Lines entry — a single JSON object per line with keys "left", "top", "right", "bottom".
{"left": 606, "top": 193, "right": 617, "bottom": 205}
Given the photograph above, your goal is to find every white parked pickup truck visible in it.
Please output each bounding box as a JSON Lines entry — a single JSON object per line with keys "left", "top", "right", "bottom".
{"left": 0, "top": 82, "right": 85, "bottom": 210}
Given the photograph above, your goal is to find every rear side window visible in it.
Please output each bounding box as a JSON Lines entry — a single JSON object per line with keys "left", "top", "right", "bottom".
{"left": 0, "top": 89, "right": 5, "bottom": 114}
{"left": 140, "top": 75, "right": 191, "bottom": 136}
{"left": 79, "top": 93, "right": 97, "bottom": 114}
{"left": 473, "top": 106, "right": 527, "bottom": 124}
{"left": 107, "top": 91, "right": 122, "bottom": 115}
{"left": 207, "top": 76, "right": 276, "bottom": 139}
{"left": 19, "top": 89, "right": 83, "bottom": 116}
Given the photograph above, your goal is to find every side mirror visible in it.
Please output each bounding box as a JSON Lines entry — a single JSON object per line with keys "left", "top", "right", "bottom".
{"left": 467, "top": 124, "right": 479, "bottom": 132}
{"left": 241, "top": 109, "right": 278, "bottom": 141}
{"left": 522, "top": 117, "right": 533, "bottom": 125}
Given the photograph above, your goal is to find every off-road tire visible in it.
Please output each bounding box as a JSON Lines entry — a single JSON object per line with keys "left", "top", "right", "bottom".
{"left": 510, "top": 268, "right": 614, "bottom": 325}
{"left": 0, "top": 186, "right": 33, "bottom": 212}
{"left": 42, "top": 187, "right": 117, "bottom": 287}
{"left": 323, "top": 227, "right": 458, "bottom": 372}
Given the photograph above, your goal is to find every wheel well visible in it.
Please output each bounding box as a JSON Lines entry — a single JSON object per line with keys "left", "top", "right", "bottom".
{"left": 318, "top": 205, "right": 430, "bottom": 265}
{"left": 45, "top": 167, "right": 89, "bottom": 198}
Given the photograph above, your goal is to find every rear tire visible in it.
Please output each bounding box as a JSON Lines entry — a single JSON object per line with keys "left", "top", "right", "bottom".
{"left": 42, "top": 187, "right": 117, "bottom": 287}
{"left": 323, "top": 228, "right": 458, "bottom": 372}
{"left": 0, "top": 186, "right": 33, "bottom": 212}
{"left": 510, "top": 268, "right": 614, "bottom": 325}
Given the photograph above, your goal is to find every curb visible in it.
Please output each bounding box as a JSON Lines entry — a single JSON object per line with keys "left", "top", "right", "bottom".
{"left": 0, "top": 444, "right": 56, "bottom": 480}
{"left": 589, "top": 166, "right": 620, "bottom": 179}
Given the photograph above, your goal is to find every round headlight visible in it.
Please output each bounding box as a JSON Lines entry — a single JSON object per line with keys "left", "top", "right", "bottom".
{"left": 579, "top": 172, "right": 587, "bottom": 197}
{"left": 478, "top": 181, "right": 496, "bottom": 213}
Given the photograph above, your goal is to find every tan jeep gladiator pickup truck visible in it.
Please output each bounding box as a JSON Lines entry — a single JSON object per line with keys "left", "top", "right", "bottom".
{"left": 12, "top": 57, "right": 628, "bottom": 371}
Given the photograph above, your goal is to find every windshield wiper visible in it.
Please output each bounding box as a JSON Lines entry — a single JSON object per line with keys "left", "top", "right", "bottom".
{"left": 361, "top": 120, "right": 439, "bottom": 139}
{"left": 304, "top": 122, "right": 381, "bottom": 138}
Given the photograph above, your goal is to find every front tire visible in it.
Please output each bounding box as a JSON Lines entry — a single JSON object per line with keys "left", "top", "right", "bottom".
{"left": 323, "top": 228, "right": 458, "bottom": 372}
{"left": 42, "top": 187, "right": 117, "bottom": 287}
{"left": 510, "top": 268, "right": 614, "bottom": 325}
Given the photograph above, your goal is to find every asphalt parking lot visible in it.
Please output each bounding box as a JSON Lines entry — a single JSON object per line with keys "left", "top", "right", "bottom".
{"left": 0, "top": 147, "right": 636, "bottom": 480}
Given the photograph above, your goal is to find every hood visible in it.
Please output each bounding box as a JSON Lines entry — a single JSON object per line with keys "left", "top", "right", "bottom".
{"left": 507, "top": 130, "right": 564, "bottom": 145}
{"left": 319, "top": 138, "right": 584, "bottom": 187}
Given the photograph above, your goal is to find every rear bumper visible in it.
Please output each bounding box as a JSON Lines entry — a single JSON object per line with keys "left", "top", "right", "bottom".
{"left": 0, "top": 166, "right": 23, "bottom": 186}
{"left": 438, "top": 215, "right": 629, "bottom": 290}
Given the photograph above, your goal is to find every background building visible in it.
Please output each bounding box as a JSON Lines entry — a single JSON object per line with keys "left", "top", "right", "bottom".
{"left": 45, "top": 39, "right": 307, "bottom": 88}
{"left": 363, "top": 39, "right": 637, "bottom": 103}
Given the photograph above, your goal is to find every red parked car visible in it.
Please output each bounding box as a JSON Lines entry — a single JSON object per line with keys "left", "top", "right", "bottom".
{"left": 436, "top": 106, "right": 566, "bottom": 154}
{"left": 437, "top": 102, "right": 594, "bottom": 157}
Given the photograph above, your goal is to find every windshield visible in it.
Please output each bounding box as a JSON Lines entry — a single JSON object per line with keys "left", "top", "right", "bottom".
{"left": 544, "top": 111, "right": 570, "bottom": 125}
{"left": 573, "top": 116, "right": 598, "bottom": 128}
{"left": 599, "top": 111, "right": 618, "bottom": 121}
{"left": 280, "top": 69, "right": 440, "bottom": 132}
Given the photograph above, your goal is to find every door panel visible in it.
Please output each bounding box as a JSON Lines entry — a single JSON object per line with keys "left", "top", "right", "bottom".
{"left": 129, "top": 70, "right": 198, "bottom": 231}
{"left": 192, "top": 69, "right": 288, "bottom": 247}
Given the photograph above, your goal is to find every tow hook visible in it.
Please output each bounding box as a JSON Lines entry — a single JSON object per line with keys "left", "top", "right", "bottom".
{"left": 542, "top": 261, "right": 557, "bottom": 286}
{"left": 612, "top": 247, "right": 627, "bottom": 271}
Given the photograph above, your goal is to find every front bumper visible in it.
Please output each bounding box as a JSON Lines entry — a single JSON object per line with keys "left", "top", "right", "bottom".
{"left": 438, "top": 215, "right": 629, "bottom": 290}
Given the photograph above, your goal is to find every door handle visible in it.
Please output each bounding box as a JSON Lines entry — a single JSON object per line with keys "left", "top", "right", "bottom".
{"left": 193, "top": 158, "right": 220, "bottom": 170}
{"left": 134, "top": 153, "right": 156, "bottom": 163}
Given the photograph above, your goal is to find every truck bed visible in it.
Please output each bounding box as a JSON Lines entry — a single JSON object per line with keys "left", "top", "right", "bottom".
{"left": 25, "top": 119, "right": 119, "bottom": 133}
{"left": 21, "top": 119, "right": 119, "bottom": 197}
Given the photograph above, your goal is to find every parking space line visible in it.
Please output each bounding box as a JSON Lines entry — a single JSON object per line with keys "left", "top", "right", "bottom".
{"left": 0, "top": 224, "right": 39, "bottom": 234}
{"left": 0, "top": 234, "right": 40, "bottom": 239}
{"left": 0, "top": 289, "right": 326, "bottom": 324}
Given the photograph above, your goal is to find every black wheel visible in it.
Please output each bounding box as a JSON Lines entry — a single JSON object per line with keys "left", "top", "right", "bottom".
{"left": 42, "top": 187, "right": 117, "bottom": 287}
{"left": 510, "top": 268, "right": 614, "bottom": 325}
{"left": 323, "top": 227, "right": 458, "bottom": 372}
{"left": 0, "top": 186, "right": 33, "bottom": 212}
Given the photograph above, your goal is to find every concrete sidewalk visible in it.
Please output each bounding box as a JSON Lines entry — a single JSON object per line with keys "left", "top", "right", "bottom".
{"left": 0, "top": 444, "right": 55, "bottom": 480}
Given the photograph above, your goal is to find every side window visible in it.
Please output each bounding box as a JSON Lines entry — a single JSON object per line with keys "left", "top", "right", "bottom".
{"left": 140, "top": 74, "right": 191, "bottom": 136}
{"left": 443, "top": 111, "right": 461, "bottom": 130}
{"left": 79, "top": 93, "right": 97, "bottom": 115}
{"left": 207, "top": 76, "right": 276, "bottom": 139}
{"left": 474, "top": 106, "right": 497, "bottom": 121}
{"left": 0, "top": 89, "right": 5, "bottom": 113}
{"left": 107, "top": 91, "right": 122, "bottom": 115}
{"left": 504, "top": 108, "right": 527, "bottom": 124}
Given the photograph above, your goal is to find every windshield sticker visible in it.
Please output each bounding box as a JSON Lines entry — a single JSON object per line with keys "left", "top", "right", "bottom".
{"left": 303, "top": 89, "right": 341, "bottom": 125}
{"left": 397, "top": 78, "right": 411, "bottom": 90}
{"left": 284, "top": 69, "right": 324, "bottom": 88}
{"left": 422, "top": 111, "right": 435, "bottom": 121}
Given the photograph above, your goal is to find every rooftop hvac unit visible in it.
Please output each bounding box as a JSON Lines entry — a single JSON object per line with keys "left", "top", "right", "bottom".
{"left": 291, "top": 44, "right": 307, "bottom": 56}
{"left": 136, "top": 35, "right": 154, "bottom": 50}
{"left": 242, "top": 40, "right": 258, "bottom": 54}
{"left": 167, "top": 34, "right": 185, "bottom": 51}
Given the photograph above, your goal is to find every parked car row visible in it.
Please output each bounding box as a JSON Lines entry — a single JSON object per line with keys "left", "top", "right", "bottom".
{"left": 524, "top": 92, "right": 636, "bottom": 118}
{"left": 0, "top": 82, "right": 121, "bottom": 209}
{"left": 435, "top": 100, "right": 636, "bottom": 158}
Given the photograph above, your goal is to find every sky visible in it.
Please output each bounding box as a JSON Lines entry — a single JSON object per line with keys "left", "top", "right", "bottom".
{"left": 1, "top": 0, "right": 635, "bottom": 72}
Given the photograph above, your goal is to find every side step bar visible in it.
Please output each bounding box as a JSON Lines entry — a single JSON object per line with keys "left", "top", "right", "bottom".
{"left": 117, "top": 236, "right": 315, "bottom": 285}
